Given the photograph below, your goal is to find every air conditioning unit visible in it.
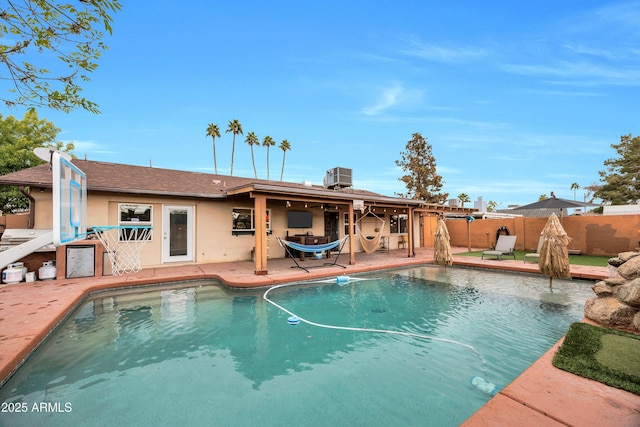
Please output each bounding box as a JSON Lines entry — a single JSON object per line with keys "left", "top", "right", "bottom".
{"left": 325, "top": 167, "right": 352, "bottom": 189}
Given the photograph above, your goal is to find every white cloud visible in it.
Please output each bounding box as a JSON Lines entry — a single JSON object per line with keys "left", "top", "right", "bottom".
{"left": 399, "top": 37, "right": 490, "bottom": 63}
{"left": 502, "top": 60, "right": 640, "bottom": 86}
{"left": 361, "top": 82, "right": 423, "bottom": 116}
{"left": 65, "top": 140, "right": 117, "bottom": 156}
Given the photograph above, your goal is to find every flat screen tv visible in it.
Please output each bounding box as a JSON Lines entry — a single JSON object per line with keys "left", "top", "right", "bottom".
{"left": 288, "top": 211, "right": 313, "bottom": 228}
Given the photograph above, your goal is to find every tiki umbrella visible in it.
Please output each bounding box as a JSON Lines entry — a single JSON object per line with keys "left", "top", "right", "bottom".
{"left": 434, "top": 218, "right": 453, "bottom": 267}
{"left": 538, "top": 213, "right": 572, "bottom": 289}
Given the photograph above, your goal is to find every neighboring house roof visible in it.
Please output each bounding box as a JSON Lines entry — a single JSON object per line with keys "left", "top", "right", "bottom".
{"left": 0, "top": 159, "right": 423, "bottom": 206}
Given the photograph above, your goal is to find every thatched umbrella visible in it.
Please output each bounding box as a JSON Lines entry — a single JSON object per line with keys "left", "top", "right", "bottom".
{"left": 538, "top": 213, "right": 572, "bottom": 289}
{"left": 434, "top": 218, "right": 453, "bottom": 267}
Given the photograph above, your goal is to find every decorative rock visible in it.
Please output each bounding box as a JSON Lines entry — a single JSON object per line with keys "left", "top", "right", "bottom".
{"left": 584, "top": 297, "right": 636, "bottom": 326}
{"left": 586, "top": 251, "right": 640, "bottom": 331}
{"left": 608, "top": 257, "right": 624, "bottom": 267}
{"left": 623, "top": 253, "right": 639, "bottom": 262}
{"left": 592, "top": 281, "right": 613, "bottom": 297}
{"left": 617, "top": 278, "right": 640, "bottom": 309}
{"left": 634, "top": 312, "right": 640, "bottom": 331}
{"left": 617, "top": 255, "right": 640, "bottom": 280}
{"left": 603, "top": 277, "right": 627, "bottom": 286}
{"left": 619, "top": 251, "right": 640, "bottom": 263}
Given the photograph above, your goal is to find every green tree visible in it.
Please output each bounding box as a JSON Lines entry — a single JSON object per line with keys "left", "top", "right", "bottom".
{"left": 245, "top": 131, "right": 259, "bottom": 178}
{"left": 395, "top": 132, "right": 448, "bottom": 203}
{"left": 595, "top": 134, "right": 640, "bottom": 204}
{"left": 205, "top": 123, "right": 220, "bottom": 174}
{"left": 226, "top": 119, "right": 243, "bottom": 176}
{"left": 0, "top": 110, "right": 74, "bottom": 212}
{"left": 262, "top": 135, "right": 275, "bottom": 180}
{"left": 279, "top": 139, "right": 291, "bottom": 181}
{"left": 539, "top": 194, "right": 548, "bottom": 201}
{"left": 487, "top": 201, "right": 499, "bottom": 212}
{"left": 570, "top": 183, "right": 580, "bottom": 200}
{"left": 0, "top": 0, "right": 122, "bottom": 113}
{"left": 457, "top": 193, "right": 470, "bottom": 207}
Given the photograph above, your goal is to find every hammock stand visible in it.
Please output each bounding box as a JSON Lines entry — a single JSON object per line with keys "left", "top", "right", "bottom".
{"left": 277, "top": 236, "right": 349, "bottom": 273}
{"left": 355, "top": 210, "right": 386, "bottom": 253}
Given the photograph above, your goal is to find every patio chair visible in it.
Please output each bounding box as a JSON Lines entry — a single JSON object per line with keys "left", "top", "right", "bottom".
{"left": 482, "top": 235, "right": 517, "bottom": 260}
{"left": 524, "top": 236, "right": 544, "bottom": 263}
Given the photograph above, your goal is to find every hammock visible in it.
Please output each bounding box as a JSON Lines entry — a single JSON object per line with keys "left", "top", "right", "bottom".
{"left": 355, "top": 211, "right": 386, "bottom": 253}
{"left": 277, "top": 236, "right": 349, "bottom": 273}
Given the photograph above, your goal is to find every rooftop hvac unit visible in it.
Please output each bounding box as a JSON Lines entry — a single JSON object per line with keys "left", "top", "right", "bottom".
{"left": 325, "top": 167, "right": 352, "bottom": 189}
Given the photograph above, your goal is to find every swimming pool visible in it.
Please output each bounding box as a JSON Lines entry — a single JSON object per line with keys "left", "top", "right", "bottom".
{"left": 0, "top": 266, "right": 594, "bottom": 426}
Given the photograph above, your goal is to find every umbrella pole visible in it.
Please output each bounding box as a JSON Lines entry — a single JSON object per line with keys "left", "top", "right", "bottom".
{"left": 549, "top": 276, "right": 553, "bottom": 289}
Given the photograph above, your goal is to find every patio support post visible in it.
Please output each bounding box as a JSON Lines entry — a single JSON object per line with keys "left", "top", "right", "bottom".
{"left": 254, "top": 194, "right": 268, "bottom": 275}
{"left": 407, "top": 207, "right": 415, "bottom": 257}
{"left": 348, "top": 202, "right": 356, "bottom": 265}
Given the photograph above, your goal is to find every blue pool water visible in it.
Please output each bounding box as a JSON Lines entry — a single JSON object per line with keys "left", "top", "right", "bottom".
{"left": 0, "top": 267, "right": 594, "bottom": 426}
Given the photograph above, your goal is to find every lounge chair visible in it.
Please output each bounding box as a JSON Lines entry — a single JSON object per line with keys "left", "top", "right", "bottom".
{"left": 482, "top": 235, "right": 517, "bottom": 260}
{"left": 524, "top": 237, "right": 544, "bottom": 263}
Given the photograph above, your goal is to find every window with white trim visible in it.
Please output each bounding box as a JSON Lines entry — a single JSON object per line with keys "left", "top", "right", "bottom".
{"left": 118, "top": 203, "right": 153, "bottom": 241}
{"left": 343, "top": 212, "right": 357, "bottom": 235}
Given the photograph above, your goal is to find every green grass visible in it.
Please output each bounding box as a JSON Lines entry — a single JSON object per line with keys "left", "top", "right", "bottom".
{"left": 456, "top": 250, "right": 609, "bottom": 267}
{"left": 552, "top": 322, "right": 640, "bottom": 395}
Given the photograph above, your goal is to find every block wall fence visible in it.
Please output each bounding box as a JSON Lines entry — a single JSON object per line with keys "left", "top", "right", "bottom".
{"left": 430, "top": 214, "right": 640, "bottom": 257}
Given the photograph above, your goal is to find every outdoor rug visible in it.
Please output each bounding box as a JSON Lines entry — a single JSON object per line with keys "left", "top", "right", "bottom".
{"left": 553, "top": 322, "right": 640, "bottom": 396}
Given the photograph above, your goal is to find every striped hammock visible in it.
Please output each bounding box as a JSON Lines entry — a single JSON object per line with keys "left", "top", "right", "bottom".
{"left": 279, "top": 236, "right": 348, "bottom": 253}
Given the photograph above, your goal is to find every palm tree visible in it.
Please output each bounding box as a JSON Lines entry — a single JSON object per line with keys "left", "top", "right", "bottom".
{"left": 262, "top": 135, "right": 275, "bottom": 180}
{"left": 570, "top": 182, "right": 580, "bottom": 200}
{"left": 457, "top": 193, "right": 470, "bottom": 207}
{"left": 279, "top": 139, "right": 291, "bottom": 181}
{"left": 245, "top": 131, "right": 259, "bottom": 178}
{"left": 226, "top": 119, "right": 243, "bottom": 176}
{"left": 205, "top": 123, "right": 220, "bottom": 174}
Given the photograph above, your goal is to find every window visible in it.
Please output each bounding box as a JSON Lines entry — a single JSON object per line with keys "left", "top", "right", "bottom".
{"left": 118, "top": 203, "right": 153, "bottom": 241}
{"left": 232, "top": 208, "right": 271, "bottom": 233}
{"left": 390, "top": 214, "right": 408, "bottom": 234}
{"left": 343, "top": 212, "right": 357, "bottom": 235}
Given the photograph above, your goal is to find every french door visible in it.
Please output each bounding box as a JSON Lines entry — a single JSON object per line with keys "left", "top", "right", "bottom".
{"left": 162, "top": 205, "right": 194, "bottom": 263}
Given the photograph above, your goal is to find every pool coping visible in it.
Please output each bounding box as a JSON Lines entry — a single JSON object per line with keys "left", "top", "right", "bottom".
{"left": 1, "top": 249, "right": 639, "bottom": 426}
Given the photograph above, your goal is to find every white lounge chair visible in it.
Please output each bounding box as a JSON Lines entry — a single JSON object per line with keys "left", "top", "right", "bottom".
{"left": 524, "top": 237, "right": 544, "bottom": 263}
{"left": 482, "top": 235, "right": 517, "bottom": 260}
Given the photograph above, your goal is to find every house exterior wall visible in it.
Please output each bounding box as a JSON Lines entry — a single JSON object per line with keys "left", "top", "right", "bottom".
{"left": 19, "top": 189, "right": 421, "bottom": 273}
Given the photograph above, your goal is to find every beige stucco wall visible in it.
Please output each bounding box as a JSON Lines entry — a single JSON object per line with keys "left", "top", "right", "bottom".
{"left": 24, "top": 190, "right": 417, "bottom": 270}
{"left": 17, "top": 189, "right": 640, "bottom": 267}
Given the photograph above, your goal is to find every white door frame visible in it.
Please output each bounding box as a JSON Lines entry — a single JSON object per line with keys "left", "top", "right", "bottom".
{"left": 162, "top": 205, "right": 195, "bottom": 263}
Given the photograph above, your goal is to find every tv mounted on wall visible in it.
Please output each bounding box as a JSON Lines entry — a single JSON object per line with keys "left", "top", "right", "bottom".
{"left": 288, "top": 211, "right": 313, "bottom": 228}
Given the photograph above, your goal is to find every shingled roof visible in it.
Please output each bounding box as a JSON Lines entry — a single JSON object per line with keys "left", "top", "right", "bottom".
{"left": 0, "top": 159, "right": 418, "bottom": 205}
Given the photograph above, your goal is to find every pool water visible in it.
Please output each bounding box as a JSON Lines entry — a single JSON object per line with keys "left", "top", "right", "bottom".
{"left": 0, "top": 267, "right": 594, "bottom": 426}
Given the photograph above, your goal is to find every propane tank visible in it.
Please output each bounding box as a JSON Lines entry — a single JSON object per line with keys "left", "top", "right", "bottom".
{"left": 13, "top": 262, "right": 27, "bottom": 281}
{"left": 38, "top": 261, "right": 57, "bottom": 281}
{"left": 2, "top": 264, "right": 23, "bottom": 284}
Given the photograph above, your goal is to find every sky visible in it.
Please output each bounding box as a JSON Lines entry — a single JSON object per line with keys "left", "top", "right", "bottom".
{"left": 4, "top": 1, "right": 640, "bottom": 208}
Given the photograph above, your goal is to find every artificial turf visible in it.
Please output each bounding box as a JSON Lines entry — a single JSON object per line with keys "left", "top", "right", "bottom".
{"left": 456, "top": 251, "right": 610, "bottom": 267}
{"left": 552, "top": 322, "right": 640, "bottom": 396}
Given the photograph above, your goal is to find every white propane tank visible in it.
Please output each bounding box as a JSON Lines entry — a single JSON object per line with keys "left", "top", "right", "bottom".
{"left": 13, "top": 262, "right": 27, "bottom": 281}
{"left": 39, "top": 261, "right": 57, "bottom": 281}
{"left": 2, "top": 264, "right": 23, "bottom": 284}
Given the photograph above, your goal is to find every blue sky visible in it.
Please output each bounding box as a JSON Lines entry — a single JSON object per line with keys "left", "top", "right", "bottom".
{"left": 6, "top": 1, "right": 640, "bottom": 208}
